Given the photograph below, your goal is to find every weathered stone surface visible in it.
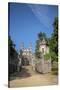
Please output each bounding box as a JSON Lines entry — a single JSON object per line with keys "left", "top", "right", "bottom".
{"left": 35, "top": 59, "right": 51, "bottom": 74}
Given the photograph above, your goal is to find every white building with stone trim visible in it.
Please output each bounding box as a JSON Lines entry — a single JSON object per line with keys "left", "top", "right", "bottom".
{"left": 19, "top": 42, "right": 32, "bottom": 65}
{"left": 39, "top": 39, "right": 49, "bottom": 55}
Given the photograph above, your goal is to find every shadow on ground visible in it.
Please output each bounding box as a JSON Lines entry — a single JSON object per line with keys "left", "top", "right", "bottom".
{"left": 9, "top": 67, "right": 31, "bottom": 81}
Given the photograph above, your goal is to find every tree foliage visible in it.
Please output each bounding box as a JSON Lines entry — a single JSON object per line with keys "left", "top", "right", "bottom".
{"left": 44, "top": 53, "right": 51, "bottom": 60}
{"left": 49, "top": 17, "right": 58, "bottom": 62}
{"left": 38, "top": 32, "right": 47, "bottom": 41}
{"left": 8, "top": 36, "right": 16, "bottom": 57}
{"left": 8, "top": 36, "right": 18, "bottom": 74}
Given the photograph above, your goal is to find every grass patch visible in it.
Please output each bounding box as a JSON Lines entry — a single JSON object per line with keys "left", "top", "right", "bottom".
{"left": 51, "top": 70, "right": 58, "bottom": 75}
{"left": 51, "top": 65, "right": 58, "bottom": 75}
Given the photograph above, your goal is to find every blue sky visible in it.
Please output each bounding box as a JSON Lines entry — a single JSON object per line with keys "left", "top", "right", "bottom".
{"left": 9, "top": 3, "right": 58, "bottom": 53}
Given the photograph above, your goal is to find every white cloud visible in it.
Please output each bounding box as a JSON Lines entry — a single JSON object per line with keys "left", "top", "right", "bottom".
{"left": 28, "top": 4, "right": 52, "bottom": 29}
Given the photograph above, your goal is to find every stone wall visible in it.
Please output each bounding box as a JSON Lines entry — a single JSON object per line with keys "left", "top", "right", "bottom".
{"left": 35, "top": 58, "right": 51, "bottom": 74}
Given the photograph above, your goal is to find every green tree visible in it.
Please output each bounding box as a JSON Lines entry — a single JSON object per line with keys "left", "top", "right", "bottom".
{"left": 38, "top": 32, "right": 47, "bottom": 41}
{"left": 8, "top": 36, "right": 18, "bottom": 75}
{"left": 53, "top": 17, "right": 58, "bottom": 55}
{"left": 49, "top": 17, "right": 58, "bottom": 62}
{"left": 8, "top": 35, "right": 15, "bottom": 48}
{"left": 8, "top": 35, "right": 16, "bottom": 57}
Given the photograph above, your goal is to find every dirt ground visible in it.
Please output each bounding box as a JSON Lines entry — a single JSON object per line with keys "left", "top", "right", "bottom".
{"left": 9, "top": 66, "right": 58, "bottom": 88}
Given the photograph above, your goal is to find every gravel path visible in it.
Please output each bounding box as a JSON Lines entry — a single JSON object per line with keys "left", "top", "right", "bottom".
{"left": 9, "top": 66, "right": 58, "bottom": 88}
